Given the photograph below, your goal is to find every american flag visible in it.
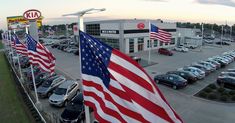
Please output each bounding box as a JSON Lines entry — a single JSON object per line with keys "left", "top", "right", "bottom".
{"left": 150, "top": 24, "right": 172, "bottom": 43}
{"left": 26, "top": 34, "right": 55, "bottom": 74}
{"left": 80, "top": 31, "right": 182, "bottom": 123}
{"left": 14, "top": 34, "right": 28, "bottom": 56}
{"left": 11, "top": 35, "right": 16, "bottom": 49}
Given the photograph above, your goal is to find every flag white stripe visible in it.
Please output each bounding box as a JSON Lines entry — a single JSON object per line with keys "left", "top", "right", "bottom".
{"left": 110, "top": 54, "right": 151, "bottom": 85}
{"left": 84, "top": 96, "right": 122, "bottom": 123}
{"left": 83, "top": 86, "right": 141, "bottom": 123}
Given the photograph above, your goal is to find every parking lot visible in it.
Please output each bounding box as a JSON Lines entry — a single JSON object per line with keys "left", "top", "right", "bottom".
{"left": 45, "top": 42, "right": 235, "bottom": 123}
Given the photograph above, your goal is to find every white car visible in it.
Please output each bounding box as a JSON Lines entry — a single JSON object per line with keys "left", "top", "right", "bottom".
{"left": 49, "top": 80, "right": 80, "bottom": 107}
{"left": 174, "top": 46, "right": 189, "bottom": 52}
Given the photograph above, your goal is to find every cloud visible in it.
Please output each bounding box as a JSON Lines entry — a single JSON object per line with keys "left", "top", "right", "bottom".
{"left": 196, "top": 0, "right": 235, "bottom": 7}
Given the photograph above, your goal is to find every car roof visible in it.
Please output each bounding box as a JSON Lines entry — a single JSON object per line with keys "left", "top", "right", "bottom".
{"left": 59, "top": 80, "right": 77, "bottom": 88}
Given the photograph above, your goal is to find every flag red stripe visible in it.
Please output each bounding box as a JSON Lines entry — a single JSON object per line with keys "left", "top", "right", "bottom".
{"left": 84, "top": 91, "right": 126, "bottom": 123}
{"left": 84, "top": 101, "right": 110, "bottom": 123}
{"left": 83, "top": 80, "right": 150, "bottom": 122}
{"left": 109, "top": 61, "right": 154, "bottom": 93}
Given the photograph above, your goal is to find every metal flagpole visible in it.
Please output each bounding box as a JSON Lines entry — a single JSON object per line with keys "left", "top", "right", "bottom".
{"left": 78, "top": 15, "right": 91, "bottom": 123}
{"left": 26, "top": 26, "right": 40, "bottom": 104}
{"left": 14, "top": 29, "right": 23, "bottom": 80}
{"left": 148, "top": 21, "right": 151, "bottom": 64}
{"left": 200, "top": 23, "right": 203, "bottom": 51}
{"left": 221, "top": 26, "right": 223, "bottom": 48}
{"left": 230, "top": 26, "right": 232, "bottom": 42}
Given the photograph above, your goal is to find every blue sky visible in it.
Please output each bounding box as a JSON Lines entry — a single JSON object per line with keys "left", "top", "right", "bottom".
{"left": 1, "top": 0, "right": 235, "bottom": 30}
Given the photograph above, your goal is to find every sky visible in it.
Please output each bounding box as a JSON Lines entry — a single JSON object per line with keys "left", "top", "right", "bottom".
{"left": 1, "top": 0, "right": 235, "bottom": 30}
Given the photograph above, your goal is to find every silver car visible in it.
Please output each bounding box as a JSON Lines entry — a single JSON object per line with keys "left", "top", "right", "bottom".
{"left": 49, "top": 80, "right": 80, "bottom": 107}
{"left": 37, "top": 75, "right": 66, "bottom": 98}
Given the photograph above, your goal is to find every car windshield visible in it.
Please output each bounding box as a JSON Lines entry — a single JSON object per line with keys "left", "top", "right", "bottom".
{"left": 41, "top": 79, "right": 53, "bottom": 87}
{"left": 54, "top": 88, "right": 67, "bottom": 95}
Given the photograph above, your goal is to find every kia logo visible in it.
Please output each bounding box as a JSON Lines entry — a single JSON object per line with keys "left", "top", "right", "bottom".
{"left": 23, "top": 9, "right": 41, "bottom": 20}
{"left": 137, "top": 23, "right": 145, "bottom": 29}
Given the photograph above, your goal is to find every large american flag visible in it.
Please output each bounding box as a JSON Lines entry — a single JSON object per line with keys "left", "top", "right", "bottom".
{"left": 150, "top": 24, "right": 172, "bottom": 43}
{"left": 80, "top": 31, "right": 182, "bottom": 123}
{"left": 13, "top": 34, "right": 28, "bottom": 56}
{"left": 26, "top": 34, "right": 55, "bottom": 74}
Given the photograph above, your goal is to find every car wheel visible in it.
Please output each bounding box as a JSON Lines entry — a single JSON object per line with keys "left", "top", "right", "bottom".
{"left": 173, "top": 85, "right": 177, "bottom": 90}
{"left": 47, "top": 92, "right": 52, "bottom": 97}
{"left": 64, "top": 100, "right": 68, "bottom": 106}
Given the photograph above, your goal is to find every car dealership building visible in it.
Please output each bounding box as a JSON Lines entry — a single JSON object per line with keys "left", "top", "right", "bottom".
{"left": 84, "top": 19, "right": 177, "bottom": 54}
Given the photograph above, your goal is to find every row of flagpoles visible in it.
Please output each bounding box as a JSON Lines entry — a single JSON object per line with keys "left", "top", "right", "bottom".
{"left": 1, "top": 29, "right": 55, "bottom": 104}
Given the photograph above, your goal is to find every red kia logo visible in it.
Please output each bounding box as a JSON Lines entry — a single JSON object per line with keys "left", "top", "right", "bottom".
{"left": 137, "top": 23, "right": 145, "bottom": 29}
{"left": 23, "top": 9, "right": 41, "bottom": 20}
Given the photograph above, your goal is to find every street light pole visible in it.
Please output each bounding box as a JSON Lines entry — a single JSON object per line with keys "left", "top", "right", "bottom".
{"left": 63, "top": 8, "right": 106, "bottom": 123}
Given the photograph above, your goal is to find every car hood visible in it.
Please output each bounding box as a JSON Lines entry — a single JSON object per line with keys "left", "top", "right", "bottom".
{"left": 37, "top": 86, "right": 48, "bottom": 93}
{"left": 49, "top": 94, "right": 65, "bottom": 101}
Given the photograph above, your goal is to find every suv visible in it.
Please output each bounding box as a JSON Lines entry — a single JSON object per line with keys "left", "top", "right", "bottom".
{"left": 49, "top": 80, "right": 80, "bottom": 107}
{"left": 37, "top": 75, "right": 66, "bottom": 98}
{"left": 158, "top": 48, "right": 173, "bottom": 56}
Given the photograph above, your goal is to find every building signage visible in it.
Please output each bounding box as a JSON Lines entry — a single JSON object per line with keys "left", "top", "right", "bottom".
{"left": 101, "top": 30, "right": 119, "bottom": 34}
{"left": 7, "top": 16, "right": 43, "bottom": 30}
{"left": 137, "top": 23, "right": 145, "bottom": 29}
{"left": 23, "top": 9, "right": 41, "bottom": 20}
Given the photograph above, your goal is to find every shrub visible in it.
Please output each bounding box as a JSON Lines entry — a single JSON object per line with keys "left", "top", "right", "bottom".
{"left": 231, "top": 96, "right": 235, "bottom": 101}
{"left": 221, "top": 91, "right": 229, "bottom": 96}
{"left": 198, "top": 92, "right": 208, "bottom": 98}
{"left": 217, "top": 88, "right": 225, "bottom": 93}
{"left": 220, "top": 95, "right": 228, "bottom": 102}
{"left": 204, "top": 87, "right": 213, "bottom": 93}
{"left": 208, "top": 84, "right": 217, "bottom": 89}
{"left": 229, "top": 90, "right": 235, "bottom": 96}
{"left": 208, "top": 93, "right": 218, "bottom": 100}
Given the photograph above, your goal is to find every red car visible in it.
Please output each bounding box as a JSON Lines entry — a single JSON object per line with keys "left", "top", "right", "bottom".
{"left": 158, "top": 48, "right": 173, "bottom": 56}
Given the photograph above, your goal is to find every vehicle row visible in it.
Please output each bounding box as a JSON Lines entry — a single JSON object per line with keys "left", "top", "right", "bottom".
{"left": 154, "top": 50, "right": 235, "bottom": 89}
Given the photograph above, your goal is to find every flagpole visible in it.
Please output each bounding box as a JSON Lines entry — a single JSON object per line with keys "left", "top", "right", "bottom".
{"left": 14, "top": 29, "right": 23, "bottom": 80}
{"left": 78, "top": 15, "right": 91, "bottom": 123}
{"left": 26, "top": 27, "right": 40, "bottom": 104}
{"left": 148, "top": 21, "right": 151, "bottom": 64}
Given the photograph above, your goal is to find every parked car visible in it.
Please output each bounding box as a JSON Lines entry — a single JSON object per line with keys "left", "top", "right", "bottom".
{"left": 174, "top": 46, "right": 189, "bottom": 52}
{"left": 216, "top": 42, "right": 230, "bottom": 45}
{"left": 37, "top": 75, "right": 66, "bottom": 98}
{"left": 158, "top": 48, "right": 173, "bottom": 56}
{"left": 178, "top": 67, "right": 205, "bottom": 79}
{"left": 217, "top": 76, "right": 235, "bottom": 89}
{"left": 130, "top": 55, "right": 141, "bottom": 62}
{"left": 65, "top": 47, "right": 78, "bottom": 53}
{"left": 185, "top": 44, "right": 198, "bottom": 49}
{"left": 166, "top": 71, "right": 197, "bottom": 83}
{"left": 60, "top": 93, "right": 85, "bottom": 123}
{"left": 154, "top": 74, "right": 188, "bottom": 89}
{"left": 49, "top": 80, "right": 80, "bottom": 107}
{"left": 205, "top": 60, "right": 221, "bottom": 69}
{"left": 74, "top": 50, "right": 79, "bottom": 55}
{"left": 198, "top": 61, "right": 216, "bottom": 71}
{"left": 227, "top": 69, "right": 235, "bottom": 72}
{"left": 191, "top": 64, "right": 210, "bottom": 75}
{"left": 220, "top": 72, "right": 235, "bottom": 77}
{"left": 28, "top": 72, "right": 51, "bottom": 89}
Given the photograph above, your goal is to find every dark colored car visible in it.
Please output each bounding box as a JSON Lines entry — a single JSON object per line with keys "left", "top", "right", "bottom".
{"left": 28, "top": 72, "right": 50, "bottom": 89}
{"left": 158, "top": 48, "right": 173, "bottom": 56}
{"left": 217, "top": 76, "right": 235, "bottom": 89}
{"left": 60, "top": 93, "right": 85, "bottom": 123}
{"left": 216, "top": 42, "right": 230, "bottom": 45}
{"left": 51, "top": 44, "right": 59, "bottom": 48}
{"left": 154, "top": 74, "right": 188, "bottom": 89}
{"left": 74, "top": 50, "right": 79, "bottom": 55}
{"left": 166, "top": 71, "right": 197, "bottom": 83}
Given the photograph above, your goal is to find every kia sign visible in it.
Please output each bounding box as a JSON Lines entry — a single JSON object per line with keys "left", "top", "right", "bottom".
{"left": 137, "top": 23, "right": 145, "bottom": 29}
{"left": 23, "top": 9, "right": 41, "bottom": 20}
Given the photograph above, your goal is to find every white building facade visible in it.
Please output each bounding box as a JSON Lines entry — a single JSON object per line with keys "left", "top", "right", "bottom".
{"left": 85, "top": 19, "right": 177, "bottom": 54}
